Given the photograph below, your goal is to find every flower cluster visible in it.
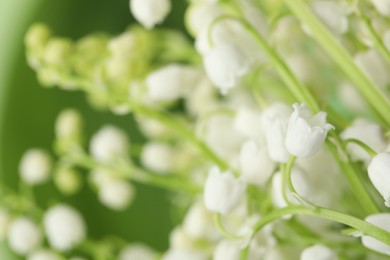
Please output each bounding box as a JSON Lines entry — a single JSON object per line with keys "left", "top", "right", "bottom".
{"left": 2, "top": 0, "right": 390, "bottom": 259}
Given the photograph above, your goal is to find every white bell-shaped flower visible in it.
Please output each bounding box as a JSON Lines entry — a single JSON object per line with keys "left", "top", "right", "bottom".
{"left": 362, "top": 213, "right": 390, "bottom": 256}
{"left": 169, "top": 227, "right": 196, "bottom": 250}
{"left": 204, "top": 43, "right": 251, "bottom": 94}
{"left": 185, "top": 1, "right": 224, "bottom": 36}
{"left": 204, "top": 167, "right": 246, "bottom": 215}
{"left": 239, "top": 140, "right": 275, "bottom": 186}
{"left": 285, "top": 104, "right": 334, "bottom": 158}
{"left": 141, "top": 141, "right": 175, "bottom": 174}
{"left": 183, "top": 202, "right": 217, "bottom": 241}
{"left": 261, "top": 103, "right": 292, "bottom": 163}
{"left": 368, "top": 153, "right": 390, "bottom": 207}
{"left": 19, "top": 149, "right": 52, "bottom": 185}
{"left": 371, "top": 0, "right": 390, "bottom": 17}
{"left": 310, "top": 1, "right": 348, "bottom": 35}
{"left": 90, "top": 125, "right": 129, "bottom": 163}
{"left": 234, "top": 107, "right": 263, "bottom": 141}
{"left": 341, "top": 119, "right": 386, "bottom": 164}
{"left": 213, "top": 240, "right": 241, "bottom": 260}
{"left": 27, "top": 249, "right": 61, "bottom": 260}
{"left": 44, "top": 204, "right": 86, "bottom": 251}
{"left": 119, "top": 243, "right": 156, "bottom": 260}
{"left": 146, "top": 64, "right": 200, "bottom": 102}
{"left": 98, "top": 179, "right": 135, "bottom": 211}
{"left": 130, "top": 0, "right": 171, "bottom": 29}
{"left": 8, "top": 217, "right": 42, "bottom": 255}
{"left": 300, "top": 244, "right": 337, "bottom": 260}
{"left": 355, "top": 49, "right": 390, "bottom": 89}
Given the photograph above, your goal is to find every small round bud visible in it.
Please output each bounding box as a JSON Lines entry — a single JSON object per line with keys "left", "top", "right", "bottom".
{"left": 141, "top": 142, "right": 175, "bottom": 174}
{"left": 27, "top": 249, "right": 61, "bottom": 260}
{"left": 98, "top": 179, "right": 135, "bottom": 211}
{"left": 130, "top": 0, "right": 171, "bottom": 29}
{"left": 54, "top": 167, "right": 82, "bottom": 196}
{"left": 119, "top": 243, "right": 156, "bottom": 260}
{"left": 19, "top": 149, "right": 52, "bottom": 185}
{"left": 43, "top": 38, "right": 73, "bottom": 67}
{"left": 55, "top": 109, "right": 82, "bottom": 140}
{"left": 8, "top": 217, "right": 42, "bottom": 255}
{"left": 25, "top": 23, "right": 51, "bottom": 49}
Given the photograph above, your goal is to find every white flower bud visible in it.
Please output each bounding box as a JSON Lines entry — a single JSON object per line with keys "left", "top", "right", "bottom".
{"left": 185, "top": 2, "right": 224, "bottom": 36}
{"left": 8, "top": 217, "right": 42, "bottom": 255}
{"left": 204, "top": 167, "right": 246, "bottom": 215}
{"left": 355, "top": 49, "right": 390, "bottom": 89}
{"left": 239, "top": 140, "right": 275, "bottom": 186}
{"left": 310, "top": 1, "right": 348, "bottom": 35}
{"left": 371, "top": 0, "right": 390, "bottom": 17}
{"left": 108, "top": 31, "right": 137, "bottom": 58}
{"left": 55, "top": 109, "right": 82, "bottom": 139}
{"left": 44, "top": 204, "right": 86, "bottom": 251}
{"left": 204, "top": 43, "right": 251, "bottom": 94}
{"left": 130, "top": 0, "right": 171, "bottom": 29}
{"left": 90, "top": 125, "right": 129, "bottom": 163}
{"left": 341, "top": 119, "right": 386, "bottom": 164}
{"left": 25, "top": 23, "right": 51, "bottom": 49}
{"left": 213, "top": 240, "right": 241, "bottom": 260}
{"left": 27, "top": 249, "right": 61, "bottom": 260}
{"left": 185, "top": 77, "right": 218, "bottom": 116}
{"left": 183, "top": 202, "right": 217, "bottom": 241}
{"left": 285, "top": 104, "right": 334, "bottom": 158}
{"left": 300, "top": 244, "right": 337, "bottom": 260}
{"left": 141, "top": 142, "right": 175, "bottom": 174}
{"left": 54, "top": 167, "right": 82, "bottom": 196}
{"left": 234, "top": 107, "right": 263, "bottom": 141}
{"left": 368, "top": 153, "right": 390, "bottom": 207}
{"left": 261, "top": 103, "right": 292, "bottom": 163}
{"left": 43, "top": 38, "right": 72, "bottom": 67}
{"left": 362, "top": 213, "right": 390, "bottom": 256}
{"left": 19, "top": 149, "right": 52, "bottom": 185}
{"left": 146, "top": 64, "right": 200, "bottom": 102}
{"left": 119, "top": 243, "right": 156, "bottom": 260}
{"left": 169, "top": 227, "right": 196, "bottom": 250}
{"left": 98, "top": 179, "right": 135, "bottom": 210}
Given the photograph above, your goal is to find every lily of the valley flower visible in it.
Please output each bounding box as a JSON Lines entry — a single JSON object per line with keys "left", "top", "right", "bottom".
{"left": 285, "top": 104, "right": 334, "bottom": 158}
{"left": 130, "top": 0, "right": 171, "bottom": 29}
{"left": 204, "top": 167, "right": 246, "bottom": 215}
{"left": 8, "top": 217, "right": 42, "bottom": 255}
{"left": 19, "top": 149, "right": 52, "bottom": 185}
{"left": 362, "top": 213, "right": 390, "bottom": 256}
{"left": 300, "top": 244, "right": 337, "bottom": 260}
{"left": 368, "top": 152, "right": 390, "bottom": 207}
{"left": 371, "top": 0, "right": 390, "bottom": 17}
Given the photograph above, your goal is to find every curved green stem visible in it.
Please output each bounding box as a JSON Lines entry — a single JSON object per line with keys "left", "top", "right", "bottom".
{"left": 343, "top": 138, "right": 377, "bottom": 157}
{"left": 214, "top": 213, "right": 245, "bottom": 240}
{"left": 283, "top": 0, "right": 390, "bottom": 127}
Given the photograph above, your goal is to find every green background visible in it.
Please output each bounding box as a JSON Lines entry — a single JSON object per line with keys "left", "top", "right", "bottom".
{"left": 0, "top": 0, "right": 187, "bottom": 258}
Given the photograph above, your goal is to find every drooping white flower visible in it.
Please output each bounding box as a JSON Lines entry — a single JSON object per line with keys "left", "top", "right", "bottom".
{"left": 300, "top": 244, "right": 337, "bottom": 260}
{"left": 204, "top": 167, "right": 246, "bottom": 215}
{"left": 213, "top": 240, "right": 241, "bottom": 260}
{"left": 341, "top": 119, "right": 386, "bottom": 164}
{"left": 183, "top": 202, "right": 217, "bottom": 241}
{"left": 8, "top": 217, "right": 42, "bottom": 255}
{"left": 204, "top": 43, "right": 251, "bottom": 94}
{"left": 146, "top": 64, "right": 200, "bottom": 102}
{"left": 119, "top": 243, "right": 156, "bottom": 260}
{"left": 44, "top": 204, "right": 86, "bottom": 251}
{"left": 90, "top": 125, "right": 129, "bottom": 163}
{"left": 19, "top": 149, "right": 52, "bottom": 185}
{"left": 239, "top": 140, "right": 275, "bottom": 186}
{"left": 261, "top": 103, "right": 292, "bottom": 163}
{"left": 130, "top": 0, "right": 171, "bottom": 29}
{"left": 368, "top": 153, "right": 390, "bottom": 207}
{"left": 355, "top": 49, "right": 390, "bottom": 89}
{"left": 234, "top": 107, "right": 263, "bottom": 141}
{"left": 27, "top": 249, "right": 61, "bottom": 260}
{"left": 0, "top": 209, "right": 10, "bottom": 241}
{"left": 362, "top": 213, "right": 390, "bottom": 256}
{"left": 141, "top": 141, "right": 175, "bottom": 174}
{"left": 285, "top": 104, "right": 334, "bottom": 158}
{"left": 98, "top": 179, "right": 135, "bottom": 211}
{"left": 55, "top": 109, "right": 82, "bottom": 139}
{"left": 371, "top": 0, "right": 390, "bottom": 17}
{"left": 337, "top": 82, "right": 367, "bottom": 113}
{"left": 310, "top": 1, "right": 348, "bottom": 35}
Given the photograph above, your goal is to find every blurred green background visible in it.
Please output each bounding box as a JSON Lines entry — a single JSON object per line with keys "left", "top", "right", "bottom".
{"left": 0, "top": 0, "right": 187, "bottom": 258}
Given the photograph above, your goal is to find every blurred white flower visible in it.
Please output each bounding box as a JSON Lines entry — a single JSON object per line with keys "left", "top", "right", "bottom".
{"left": 19, "top": 149, "right": 52, "bottom": 185}
{"left": 213, "top": 239, "right": 241, "bottom": 260}
{"left": 27, "top": 249, "right": 61, "bottom": 260}
{"left": 90, "top": 125, "right": 129, "bottom": 163}
{"left": 141, "top": 141, "right": 175, "bottom": 174}
{"left": 55, "top": 108, "right": 82, "bottom": 139}
{"left": 341, "top": 119, "right": 386, "bottom": 164}
{"left": 337, "top": 82, "right": 367, "bottom": 113}
{"left": 54, "top": 166, "right": 82, "bottom": 196}
{"left": 146, "top": 64, "right": 200, "bottom": 102}
{"left": 204, "top": 167, "right": 246, "bottom": 215}
{"left": 204, "top": 43, "right": 251, "bottom": 94}
{"left": 44, "top": 204, "right": 86, "bottom": 251}
{"left": 368, "top": 152, "right": 390, "bottom": 207}
{"left": 163, "top": 248, "right": 208, "bottom": 260}
{"left": 98, "top": 179, "right": 135, "bottom": 211}
{"left": 0, "top": 209, "right": 10, "bottom": 241}
{"left": 183, "top": 202, "right": 217, "bottom": 241}
{"left": 8, "top": 217, "right": 42, "bottom": 255}
{"left": 371, "top": 0, "right": 390, "bottom": 17}
{"left": 310, "top": 1, "right": 348, "bottom": 35}
{"left": 261, "top": 103, "right": 292, "bottom": 163}
{"left": 234, "top": 107, "right": 263, "bottom": 141}
{"left": 362, "top": 213, "right": 390, "bottom": 256}
{"left": 119, "top": 243, "right": 156, "bottom": 260}
{"left": 130, "top": 0, "right": 171, "bottom": 29}
{"left": 169, "top": 227, "right": 196, "bottom": 250}
{"left": 300, "top": 244, "right": 337, "bottom": 260}
{"left": 285, "top": 104, "right": 334, "bottom": 158}
{"left": 239, "top": 140, "right": 275, "bottom": 186}
{"left": 185, "top": 1, "right": 224, "bottom": 36}
{"left": 355, "top": 49, "right": 390, "bottom": 89}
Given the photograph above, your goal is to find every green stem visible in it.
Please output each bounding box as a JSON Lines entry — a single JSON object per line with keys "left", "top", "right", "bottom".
{"left": 283, "top": 0, "right": 390, "bottom": 127}
{"left": 343, "top": 138, "right": 378, "bottom": 157}
{"left": 214, "top": 213, "right": 244, "bottom": 240}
